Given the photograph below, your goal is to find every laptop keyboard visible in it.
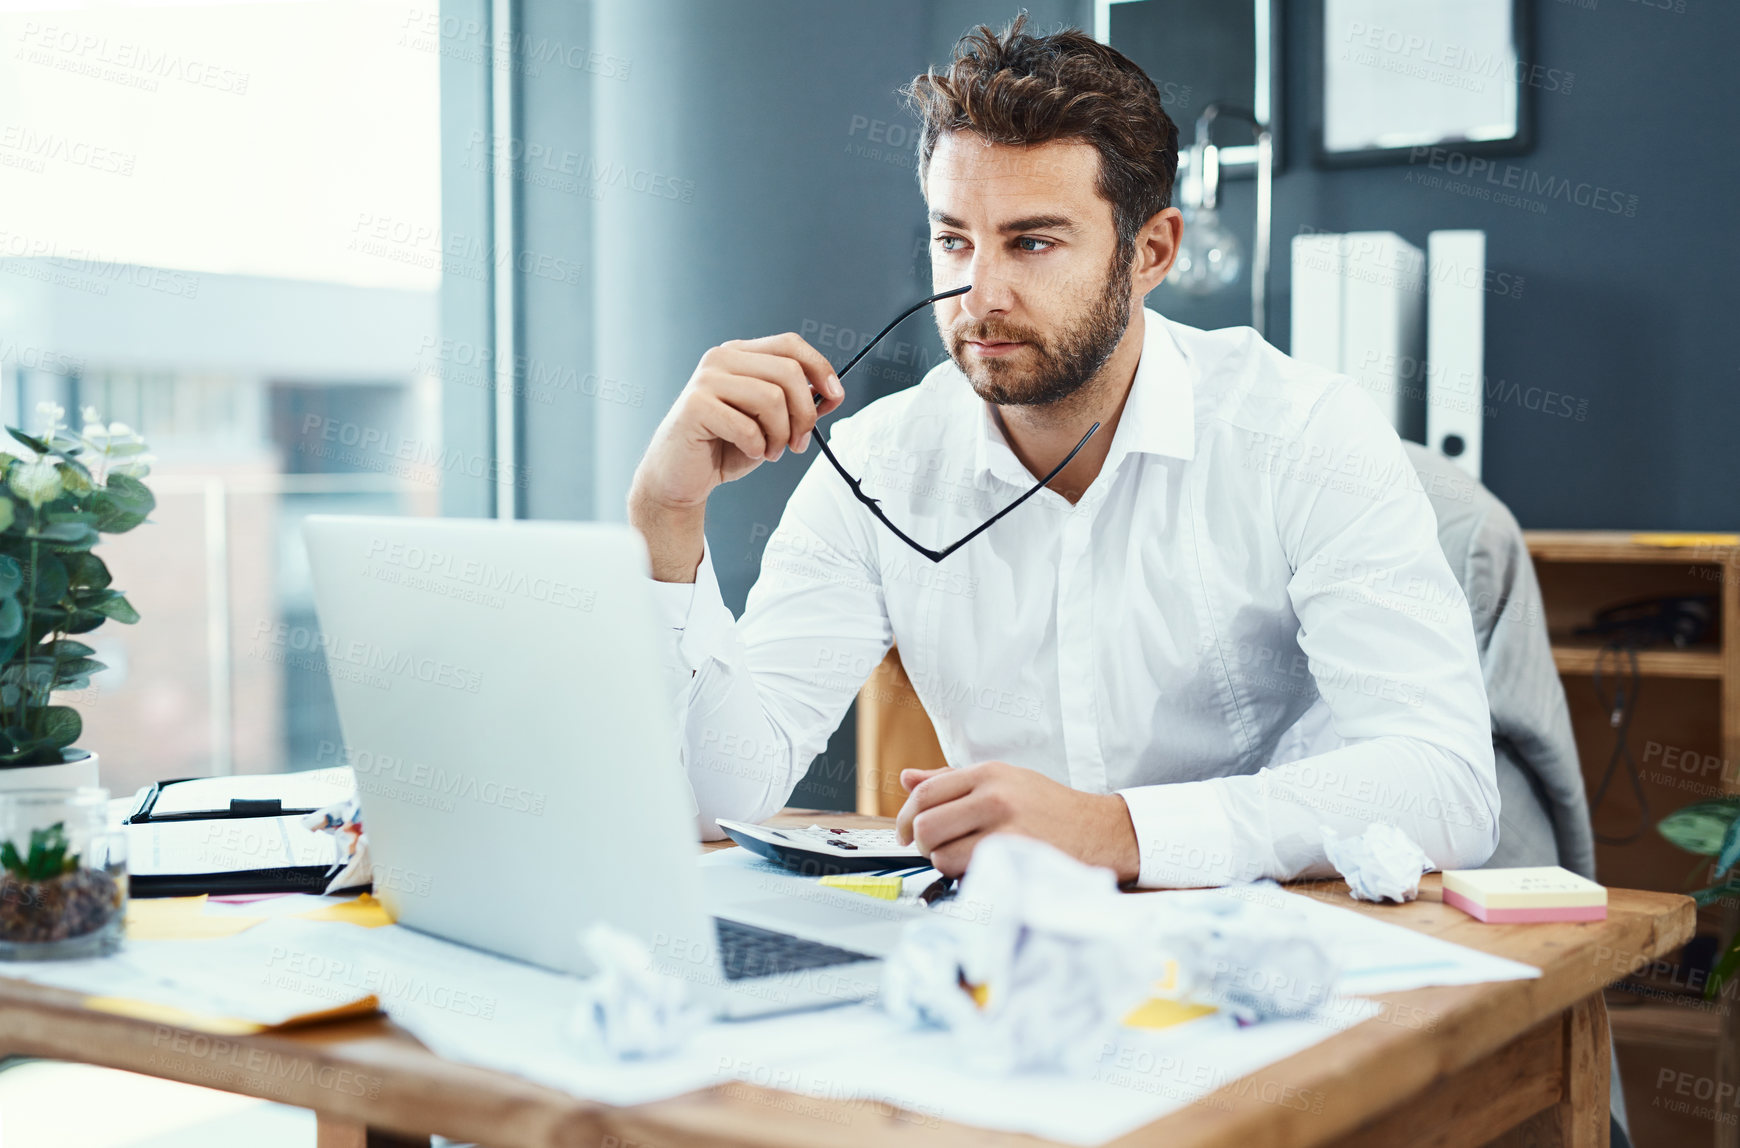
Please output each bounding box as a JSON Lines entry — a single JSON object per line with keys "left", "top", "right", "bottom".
{"left": 712, "top": 916, "right": 875, "bottom": 982}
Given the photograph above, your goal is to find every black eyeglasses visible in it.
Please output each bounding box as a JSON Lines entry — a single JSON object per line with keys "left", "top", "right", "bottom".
{"left": 808, "top": 284, "right": 1100, "bottom": 563}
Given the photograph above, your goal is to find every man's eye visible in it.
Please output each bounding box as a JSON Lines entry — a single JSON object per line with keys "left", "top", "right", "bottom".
{"left": 935, "top": 235, "right": 965, "bottom": 252}
{"left": 1017, "top": 237, "right": 1054, "bottom": 253}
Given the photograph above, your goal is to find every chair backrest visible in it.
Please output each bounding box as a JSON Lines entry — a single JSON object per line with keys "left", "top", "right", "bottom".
{"left": 855, "top": 647, "right": 946, "bottom": 816}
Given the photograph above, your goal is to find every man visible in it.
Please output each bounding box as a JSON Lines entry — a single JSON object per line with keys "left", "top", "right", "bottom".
{"left": 627, "top": 16, "right": 1499, "bottom": 887}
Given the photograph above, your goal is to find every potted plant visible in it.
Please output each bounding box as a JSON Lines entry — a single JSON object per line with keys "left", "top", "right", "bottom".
{"left": 0, "top": 403, "right": 154, "bottom": 790}
{"left": 1658, "top": 798, "right": 1740, "bottom": 997}
{"left": 0, "top": 793, "right": 126, "bottom": 958}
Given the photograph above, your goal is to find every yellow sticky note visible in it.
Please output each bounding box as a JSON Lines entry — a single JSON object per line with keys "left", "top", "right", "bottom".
{"left": 294, "top": 893, "right": 394, "bottom": 928}
{"left": 818, "top": 874, "right": 904, "bottom": 901}
{"left": 126, "top": 896, "right": 265, "bottom": 941}
{"left": 1123, "top": 997, "right": 1218, "bottom": 1030}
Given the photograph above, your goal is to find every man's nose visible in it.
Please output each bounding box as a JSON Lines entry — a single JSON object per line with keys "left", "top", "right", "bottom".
{"left": 959, "top": 260, "right": 1015, "bottom": 320}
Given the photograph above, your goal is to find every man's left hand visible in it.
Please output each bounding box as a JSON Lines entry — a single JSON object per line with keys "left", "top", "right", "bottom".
{"left": 893, "top": 761, "right": 1139, "bottom": 881}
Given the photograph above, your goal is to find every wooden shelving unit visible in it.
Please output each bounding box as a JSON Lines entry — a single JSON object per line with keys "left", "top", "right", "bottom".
{"left": 1525, "top": 530, "right": 1740, "bottom": 1148}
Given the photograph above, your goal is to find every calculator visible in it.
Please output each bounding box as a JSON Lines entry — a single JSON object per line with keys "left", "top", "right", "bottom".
{"left": 715, "top": 819, "right": 926, "bottom": 875}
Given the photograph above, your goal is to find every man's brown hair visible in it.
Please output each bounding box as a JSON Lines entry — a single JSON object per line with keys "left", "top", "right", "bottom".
{"left": 903, "top": 13, "right": 1179, "bottom": 261}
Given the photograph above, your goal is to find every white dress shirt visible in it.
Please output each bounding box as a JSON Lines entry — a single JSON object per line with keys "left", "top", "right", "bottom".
{"left": 652, "top": 308, "right": 1500, "bottom": 887}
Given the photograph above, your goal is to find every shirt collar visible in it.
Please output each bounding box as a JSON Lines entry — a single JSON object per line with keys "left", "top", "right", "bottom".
{"left": 970, "top": 307, "right": 1197, "bottom": 487}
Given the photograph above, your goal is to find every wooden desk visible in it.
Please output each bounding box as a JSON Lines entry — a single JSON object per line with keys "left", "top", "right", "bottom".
{"left": 0, "top": 811, "right": 1695, "bottom": 1148}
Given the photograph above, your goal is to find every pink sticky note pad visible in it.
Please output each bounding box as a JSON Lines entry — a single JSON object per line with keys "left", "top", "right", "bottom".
{"left": 1442, "top": 888, "right": 1607, "bottom": 923}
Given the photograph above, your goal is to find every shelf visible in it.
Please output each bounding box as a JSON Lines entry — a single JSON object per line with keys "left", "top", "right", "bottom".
{"left": 1551, "top": 642, "right": 1724, "bottom": 679}
{"left": 1527, "top": 529, "right": 1740, "bottom": 566}
{"left": 1607, "top": 994, "right": 1721, "bottom": 1050}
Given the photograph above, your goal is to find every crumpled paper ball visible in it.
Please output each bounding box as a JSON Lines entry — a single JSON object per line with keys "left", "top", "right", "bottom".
{"left": 568, "top": 923, "right": 708, "bottom": 1060}
{"left": 880, "top": 834, "right": 1162, "bottom": 1074}
{"left": 1156, "top": 882, "right": 1339, "bottom": 1022}
{"left": 1322, "top": 823, "right": 1434, "bottom": 903}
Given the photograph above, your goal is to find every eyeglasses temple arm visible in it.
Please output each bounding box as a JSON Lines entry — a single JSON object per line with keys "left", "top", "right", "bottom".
{"left": 813, "top": 284, "right": 972, "bottom": 406}
{"left": 931, "top": 421, "right": 1100, "bottom": 562}
{"left": 810, "top": 431, "right": 948, "bottom": 562}
{"left": 813, "top": 420, "right": 1100, "bottom": 564}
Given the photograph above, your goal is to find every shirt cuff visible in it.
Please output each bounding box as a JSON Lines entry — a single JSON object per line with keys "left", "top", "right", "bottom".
{"left": 1116, "top": 780, "right": 1251, "bottom": 888}
{"left": 649, "top": 541, "right": 732, "bottom": 673}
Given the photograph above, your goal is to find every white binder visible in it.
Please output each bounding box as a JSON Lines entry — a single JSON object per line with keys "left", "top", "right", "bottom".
{"left": 1288, "top": 231, "right": 1425, "bottom": 441}
{"left": 1425, "top": 231, "right": 1487, "bottom": 478}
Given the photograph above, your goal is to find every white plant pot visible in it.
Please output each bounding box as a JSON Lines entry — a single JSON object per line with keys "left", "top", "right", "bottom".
{"left": 0, "top": 750, "right": 99, "bottom": 793}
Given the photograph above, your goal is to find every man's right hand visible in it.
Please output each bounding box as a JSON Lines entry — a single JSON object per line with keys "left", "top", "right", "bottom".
{"left": 628, "top": 333, "right": 844, "bottom": 583}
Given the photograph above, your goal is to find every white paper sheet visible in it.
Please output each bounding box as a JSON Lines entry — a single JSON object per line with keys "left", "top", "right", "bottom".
{"left": 0, "top": 866, "right": 1540, "bottom": 1145}
{"left": 128, "top": 814, "right": 339, "bottom": 877}
{"left": 1150, "top": 885, "right": 1541, "bottom": 996}
{"left": 1, "top": 923, "right": 374, "bottom": 1026}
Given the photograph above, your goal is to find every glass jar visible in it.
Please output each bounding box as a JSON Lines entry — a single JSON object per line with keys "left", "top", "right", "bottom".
{"left": 0, "top": 788, "right": 126, "bottom": 959}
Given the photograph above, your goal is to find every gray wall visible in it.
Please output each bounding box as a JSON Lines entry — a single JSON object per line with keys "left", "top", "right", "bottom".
{"left": 1168, "top": 0, "right": 1740, "bottom": 531}
{"left": 455, "top": 0, "right": 1730, "bottom": 808}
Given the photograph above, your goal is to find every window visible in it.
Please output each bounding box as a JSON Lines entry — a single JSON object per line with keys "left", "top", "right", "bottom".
{"left": 0, "top": 1, "right": 441, "bottom": 795}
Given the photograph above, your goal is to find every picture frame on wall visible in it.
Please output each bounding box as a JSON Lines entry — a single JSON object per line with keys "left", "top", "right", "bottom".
{"left": 1312, "top": 0, "right": 1537, "bottom": 168}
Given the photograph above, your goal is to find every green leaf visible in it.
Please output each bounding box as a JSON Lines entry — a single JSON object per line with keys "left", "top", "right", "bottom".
{"left": 1690, "top": 877, "right": 1740, "bottom": 906}
{"left": 0, "top": 556, "right": 18, "bottom": 598}
{"left": 1717, "top": 820, "right": 1740, "bottom": 880}
{"left": 102, "top": 472, "right": 154, "bottom": 514}
{"left": 0, "top": 841, "right": 19, "bottom": 876}
{"left": 88, "top": 500, "right": 146, "bottom": 534}
{"left": 1710, "top": 938, "right": 1740, "bottom": 1000}
{"left": 25, "top": 554, "right": 68, "bottom": 607}
{"left": 51, "top": 658, "right": 106, "bottom": 689}
{"left": 0, "top": 596, "right": 20, "bottom": 641}
{"left": 64, "top": 553, "right": 109, "bottom": 594}
{"left": 51, "top": 453, "right": 94, "bottom": 488}
{"left": 90, "top": 594, "right": 139, "bottom": 624}
{"left": 61, "top": 609, "right": 107, "bottom": 635}
{"left": 88, "top": 473, "right": 155, "bottom": 534}
{"left": 1658, "top": 799, "right": 1740, "bottom": 855}
{"left": 0, "top": 499, "right": 13, "bottom": 534}
{"left": 30, "top": 521, "right": 98, "bottom": 551}
{"left": 39, "top": 639, "right": 95, "bottom": 660}
{"left": 0, "top": 739, "right": 58, "bottom": 766}
{"left": 23, "top": 823, "right": 71, "bottom": 880}
{"left": 6, "top": 428, "right": 49, "bottom": 456}
{"left": 34, "top": 706, "right": 80, "bottom": 751}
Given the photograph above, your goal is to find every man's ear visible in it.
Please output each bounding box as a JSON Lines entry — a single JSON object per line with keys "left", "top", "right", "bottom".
{"left": 1132, "top": 207, "right": 1184, "bottom": 297}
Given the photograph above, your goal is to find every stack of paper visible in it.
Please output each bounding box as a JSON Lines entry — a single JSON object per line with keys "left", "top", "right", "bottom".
{"left": 1441, "top": 867, "right": 1607, "bottom": 923}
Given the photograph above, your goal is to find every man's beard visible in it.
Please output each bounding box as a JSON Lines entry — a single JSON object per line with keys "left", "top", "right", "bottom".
{"left": 942, "top": 248, "right": 1134, "bottom": 408}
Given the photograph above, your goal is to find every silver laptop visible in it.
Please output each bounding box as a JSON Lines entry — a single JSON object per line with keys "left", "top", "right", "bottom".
{"left": 302, "top": 514, "right": 920, "bottom": 1018}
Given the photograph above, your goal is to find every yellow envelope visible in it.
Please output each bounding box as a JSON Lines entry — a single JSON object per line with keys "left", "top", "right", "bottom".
{"left": 84, "top": 994, "right": 380, "bottom": 1034}
{"left": 126, "top": 896, "right": 265, "bottom": 941}
{"left": 293, "top": 893, "right": 394, "bottom": 928}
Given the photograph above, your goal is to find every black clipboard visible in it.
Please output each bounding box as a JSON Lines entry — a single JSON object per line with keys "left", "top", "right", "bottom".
{"left": 128, "top": 778, "right": 322, "bottom": 824}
